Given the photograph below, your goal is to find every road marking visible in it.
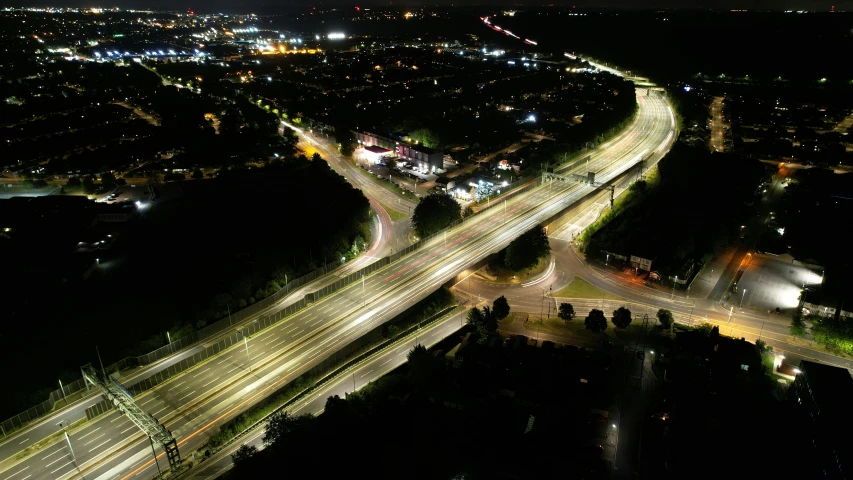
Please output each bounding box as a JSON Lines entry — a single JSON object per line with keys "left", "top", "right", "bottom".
{"left": 17, "top": 437, "right": 30, "bottom": 445}
{"left": 50, "top": 461, "right": 72, "bottom": 474}
{"left": 196, "top": 367, "right": 211, "bottom": 375}
{"left": 167, "top": 380, "right": 187, "bottom": 391}
{"left": 121, "top": 424, "right": 138, "bottom": 434}
{"left": 40, "top": 448, "right": 64, "bottom": 461}
{"left": 44, "top": 453, "right": 70, "bottom": 468}
{"left": 5, "top": 466, "right": 28, "bottom": 478}
{"left": 202, "top": 378, "right": 219, "bottom": 388}
{"left": 88, "top": 439, "right": 112, "bottom": 453}
{"left": 77, "top": 427, "right": 101, "bottom": 440}
{"left": 178, "top": 390, "right": 197, "bottom": 403}
{"left": 359, "top": 369, "right": 375, "bottom": 379}
{"left": 378, "top": 358, "right": 393, "bottom": 367}
{"left": 83, "top": 433, "right": 106, "bottom": 446}
{"left": 152, "top": 405, "right": 170, "bottom": 416}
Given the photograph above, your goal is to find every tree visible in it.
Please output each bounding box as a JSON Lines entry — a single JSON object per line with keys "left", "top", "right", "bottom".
{"left": 558, "top": 303, "right": 575, "bottom": 323}
{"left": 412, "top": 193, "right": 462, "bottom": 237}
{"left": 66, "top": 177, "right": 81, "bottom": 188}
{"left": 467, "top": 306, "right": 497, "bottom": 342}
{"left": 82, "top": 176, "right": 96, "bottom": 194}
{"left": 477, "top": 306, "right": 498, "bottom": 341}
{"left": 115, "top": 177, "right": 127, "bottom": 186}
{"left": 504, "top": 227, "right": 550, "bottom": 271}
{"left": 231, "top": 444, "right": 257, "bottom": 466}
{"left": 492, "top": 296, "right": 510, "bottom": 321}
{"left": 466, "top": 307, "right": 484, "bottom": 328}
{"left": 585, "top": 309, "right": 607, "bottom": 333}
{"left": 790, "top": 315, "right": 807, "bottom": 337}
{"left": 409, "top": 128, "right": 441, "bottom": 149}
{"left": 192, "top": 169, "right": 204, "bottom": 179}
{"left": 263, "top": 410, "right": 295, "bottom": 446}
{"left": 656, "top": 308, "right": 674, "bottom": 330}
{"left": 612, "top": 306, "right": 632, "bottom": 329}
{"left": 101, "top": 172, "right": 116, "bottom": 190}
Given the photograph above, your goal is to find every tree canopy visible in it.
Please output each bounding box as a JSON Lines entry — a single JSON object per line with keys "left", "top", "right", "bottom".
{"left": 612, "top": 306, "right": 633, "bottom": 329}
{"left": 504, "top": 227, "right": 550, "bottom": 271}
{"left": 412, "top": 193, "right": 461, "bottom": 237}
{"left": 657, "top": 309, "right": 674, "bottom": 330}
{"left": 558, "top": 303, "right": 575, "bottom": 323}
{"left": 492, "top": 296, "right": 511, "bottom": 321}
{"left": 585, "top": 309, "right": 608, "bottom": 333}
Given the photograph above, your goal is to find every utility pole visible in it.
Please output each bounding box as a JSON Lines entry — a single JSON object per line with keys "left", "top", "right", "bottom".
{"left": 672, "top": 276, "right": 678, "bottom": 300}
{"left": 166, "top": 331, "right": 172, "bottom": 354}
{"left": 741, "top": 288, "right": 747, "bottom": 307}
{"left": 758, "top": 321, "right": 765, "bottom": 342}
{"left": 362, "top": 274, "right": 366, "bottom": 306}
{"left": 227, "top": 301, "right": 233, "bottom": 326}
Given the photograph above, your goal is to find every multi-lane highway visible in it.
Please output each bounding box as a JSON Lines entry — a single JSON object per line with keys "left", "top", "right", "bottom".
{"left": 0, "top": 84, "right": 674, "bottom": 480}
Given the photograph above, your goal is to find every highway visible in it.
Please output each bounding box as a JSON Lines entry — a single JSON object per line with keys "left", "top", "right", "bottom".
{"left": 0, "top": 115, "right": 416, "bottom": 467}
{"left": 0, "top": 86, "right": 674, "bottom": 480}
{"left": 178, "top": 309, "right": 469, "bottom": 480}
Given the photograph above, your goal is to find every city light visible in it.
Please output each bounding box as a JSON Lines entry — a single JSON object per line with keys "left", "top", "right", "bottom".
{"left": 328, "top": 32, "right": 346, "bottom": 40}
{"left": 527, "top": 115, "right": 536, "bottom": 123}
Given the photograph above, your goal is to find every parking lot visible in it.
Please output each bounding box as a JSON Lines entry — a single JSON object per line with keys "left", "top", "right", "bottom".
{"left": 735, "top": 253, "right": 823, "bottom": 315}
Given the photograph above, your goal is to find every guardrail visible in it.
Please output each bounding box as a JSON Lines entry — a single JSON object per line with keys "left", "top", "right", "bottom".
{"left": 4, "top": 172, "right": 542, "bottom": 439}
{"left": 169, "top": 306, "right": 462, "bottom": 479}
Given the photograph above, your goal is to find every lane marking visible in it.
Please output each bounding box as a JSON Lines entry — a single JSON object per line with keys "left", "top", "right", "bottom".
{"left": 88, "top": 439, "right": 112, "bottom": 453}
{"left": 77, "top": 427, "right": 101, "bottom": 440}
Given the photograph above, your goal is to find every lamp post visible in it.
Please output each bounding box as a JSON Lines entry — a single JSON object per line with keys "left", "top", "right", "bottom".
{"left": 606, "top": 254, "right": 609, "bottom": 267}
{"left": 59, "top": 379, "right": 68, "bottom": 404}
{"left": 672, "top": 276, "right": 678, "bottom": 300}
{"left": 236, "top": 329, "right": 250, "bottom": 372}
{"left": 741, "top": 288, "right": 747, "bottom": 307}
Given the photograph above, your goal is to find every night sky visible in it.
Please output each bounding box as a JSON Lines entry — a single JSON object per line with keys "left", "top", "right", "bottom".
{"left": 3, "top": 0, "right": 853, "bottom": 13}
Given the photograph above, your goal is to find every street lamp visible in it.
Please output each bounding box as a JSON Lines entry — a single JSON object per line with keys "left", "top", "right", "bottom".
{"left": 606, "top": 254, "right": 609, "bottom": 267}
{"left": 672, "top": 276, "right": 677, "bottom": 300}
{"left": 741, "top": 288, "right": 747, "bottom": 307}
{"left": 236, "top": 329, "right": 251, "bottom": 372}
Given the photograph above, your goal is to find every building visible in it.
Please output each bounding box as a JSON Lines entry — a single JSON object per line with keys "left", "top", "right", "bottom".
{"left": 351, "top": 129, "right": 444, "bottom": 172}
{"left": 792, "top": 360, "right": 853, "bottom": 479}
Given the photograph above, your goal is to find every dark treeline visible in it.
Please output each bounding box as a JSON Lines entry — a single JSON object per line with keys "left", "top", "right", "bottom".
{"left": 585, "top": 143, "right": 765, "bottom": 275}
{"left": 0, "top": 157, "right": 370, "bottom": 418}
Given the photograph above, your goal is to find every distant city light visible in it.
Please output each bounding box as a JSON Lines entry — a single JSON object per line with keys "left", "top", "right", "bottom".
{"left": 683, "top": 85, "right": 693, "bottom": 92}
{"left": 328, "top": 32, "right": 346, "bottom": 40}
{"left": 527, "top": 115, "right": 536, "bottom": 123}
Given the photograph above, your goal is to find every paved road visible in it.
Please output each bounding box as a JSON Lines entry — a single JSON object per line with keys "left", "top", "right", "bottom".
{"left": 0, "top": 126, "right": 413, "bottom": 465}
{"left": 710, "top": 96, "right": 726, "bottom": 152}
{"left": 179, "top": 310, "right": 469, "bottom": 479}
{"left": 0, "top": 89, "right": 674, "bottom": 480}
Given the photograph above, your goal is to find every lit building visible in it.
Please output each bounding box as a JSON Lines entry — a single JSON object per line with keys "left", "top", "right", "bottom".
{"left": 352, "top": 130, "right": 444, "bottom": 173}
